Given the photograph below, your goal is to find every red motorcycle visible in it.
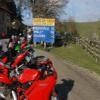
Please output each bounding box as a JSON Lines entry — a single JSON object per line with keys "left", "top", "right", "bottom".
{"left": 0, "top": 56, "right": 58, "bottom": 100}
{"left": 0, "top": 39, "right": 28, "bottom": 64}
{"left": 0, "top": 50, "right": 13, "bottom": 64}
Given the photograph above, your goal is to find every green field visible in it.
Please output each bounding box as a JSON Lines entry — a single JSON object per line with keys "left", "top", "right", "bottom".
{"left": 76, "top": 21, "right": 100, "bottom": 39}
{"left": 51, "top": 44, "right": 100, "bottom": 75}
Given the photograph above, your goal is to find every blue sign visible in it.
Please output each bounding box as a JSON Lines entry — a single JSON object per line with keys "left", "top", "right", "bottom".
{"left": 33, "top": 26, "right": 55, "bottom": 43}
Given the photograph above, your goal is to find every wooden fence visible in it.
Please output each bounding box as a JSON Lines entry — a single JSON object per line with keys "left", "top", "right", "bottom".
{"left": 77, "top": 38, "right": 100, "bottom": 62}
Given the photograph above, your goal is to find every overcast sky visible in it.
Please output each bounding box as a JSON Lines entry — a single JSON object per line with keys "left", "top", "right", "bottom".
{"left": 61, "top": 0, "right": 100, "bottom": 22}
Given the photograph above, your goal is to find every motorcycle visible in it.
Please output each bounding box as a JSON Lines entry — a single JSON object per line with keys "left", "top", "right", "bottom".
{"left": 0, "top": 61, "right": 14, "bottom": 100}
{"left": 0, "top": 39, "right": 28, "bottom": 64}
{"left": 0, "top": 56, "right": 58, "bottom": 100}
{"left": 0, "top": 46, "right": 34, "bottom": 78}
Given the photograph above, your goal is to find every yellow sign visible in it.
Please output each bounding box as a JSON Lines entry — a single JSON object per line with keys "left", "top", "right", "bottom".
{"left": 33, "top": 18, "right": 55, "bottom": 26}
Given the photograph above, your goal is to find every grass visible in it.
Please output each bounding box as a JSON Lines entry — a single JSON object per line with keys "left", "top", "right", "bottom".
{"left": 35, "top": 21, "right": 100, "bottom": 74}
{"left": 51, "top": 44, "right": 100, "bottom": 75}
{"left": 76, "top": 21, "right": 100, "bottom": 39}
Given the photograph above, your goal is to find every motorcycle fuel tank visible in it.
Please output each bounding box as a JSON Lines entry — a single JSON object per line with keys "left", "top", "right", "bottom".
{"left": 18, "top": 68, "right": 40, "bottom": 84}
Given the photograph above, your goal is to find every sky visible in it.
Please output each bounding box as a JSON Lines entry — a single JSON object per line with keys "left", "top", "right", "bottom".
{"left": 21, "top": 7, "right": 33, "bottom": 26}
{"left": 14, "top": 0, "right": 100, "bottom": 26}
{"left": 62, "top": 0, "right": 100, "bottom": 22}
{"left": 14, "top": 0, "right": 33, "bottom": 26}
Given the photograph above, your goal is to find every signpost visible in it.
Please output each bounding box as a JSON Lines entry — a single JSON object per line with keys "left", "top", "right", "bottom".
{"left": 33, "top": 18, "right": 55, "bottom": 26}
{"left": 32, "top": 18, "right": 55, "bottom": 44}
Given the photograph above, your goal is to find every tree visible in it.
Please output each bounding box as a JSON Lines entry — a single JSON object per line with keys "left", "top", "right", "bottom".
{"left": 32, "top": 0, "right": 69, "bottom": 18}
{"left": 0, "top": 0, "right": 22, "bottom": 38}
{"left": 0, "top": 0, "right": 12, "bottom": 38}
{"left": 15, "top": 0, "right": 69, "bottom": 18}
{"left": 66, "top": 17, "right": 79, "bottom": 43}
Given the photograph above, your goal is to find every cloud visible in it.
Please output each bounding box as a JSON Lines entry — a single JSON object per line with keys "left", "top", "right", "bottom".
{"left": 62, "top": 0, "right": 100, "bottom": 22}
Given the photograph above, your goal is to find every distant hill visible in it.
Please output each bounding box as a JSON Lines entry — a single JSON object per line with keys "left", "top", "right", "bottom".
{"left": 75, "top": 21, "right": 100, "bottom": 39}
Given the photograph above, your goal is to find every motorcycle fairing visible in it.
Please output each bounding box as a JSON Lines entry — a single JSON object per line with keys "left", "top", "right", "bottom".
{"left": 25, "top": 76, "right": 56, "bottom": 100}
{"left": 18, "top": 68, "right": 40, "bottom": 84}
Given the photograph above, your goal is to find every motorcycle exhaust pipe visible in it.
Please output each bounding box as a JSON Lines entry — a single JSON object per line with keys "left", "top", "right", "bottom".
{"left": 12, "top": 90, "right": 17, "bottom": 100}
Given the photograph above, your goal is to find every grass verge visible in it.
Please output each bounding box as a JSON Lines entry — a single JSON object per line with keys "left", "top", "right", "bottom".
{"left": 50, "top": 44, "right": 100, "bottom": 75}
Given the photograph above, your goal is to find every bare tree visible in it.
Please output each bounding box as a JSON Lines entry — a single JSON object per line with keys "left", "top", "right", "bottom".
{"left": 32, "top": 0, "right": 68, "bottom": 18}
{"left": 15, "top": 0, "right": 68, "bottom": 18}
{"left": 66, "top": 17, "right": 79, "bottom": 42}
{"left": 67, "top": 18, "right": 78, "bottom": 36}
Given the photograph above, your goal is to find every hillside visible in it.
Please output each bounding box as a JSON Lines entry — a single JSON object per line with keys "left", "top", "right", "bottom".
{"left": 76, "top": 21, "right": 100, "bottom": 39}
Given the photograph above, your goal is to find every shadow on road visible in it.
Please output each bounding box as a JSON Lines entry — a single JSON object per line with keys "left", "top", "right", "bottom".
{"left": 55, "top": 79, "right": 75, "bottom": 100}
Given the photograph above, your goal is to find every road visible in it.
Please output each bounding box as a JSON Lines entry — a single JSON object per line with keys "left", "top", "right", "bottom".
{"left": 36, "top": 49, "right": 100, "bottom": 100}
{"left": 1, "top": 39, "right": 100, "bottom": 100}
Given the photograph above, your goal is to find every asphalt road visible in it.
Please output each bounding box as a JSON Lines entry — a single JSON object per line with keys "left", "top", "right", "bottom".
{"left": 36, "top": 49, "right": 100, "bottom": 100}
